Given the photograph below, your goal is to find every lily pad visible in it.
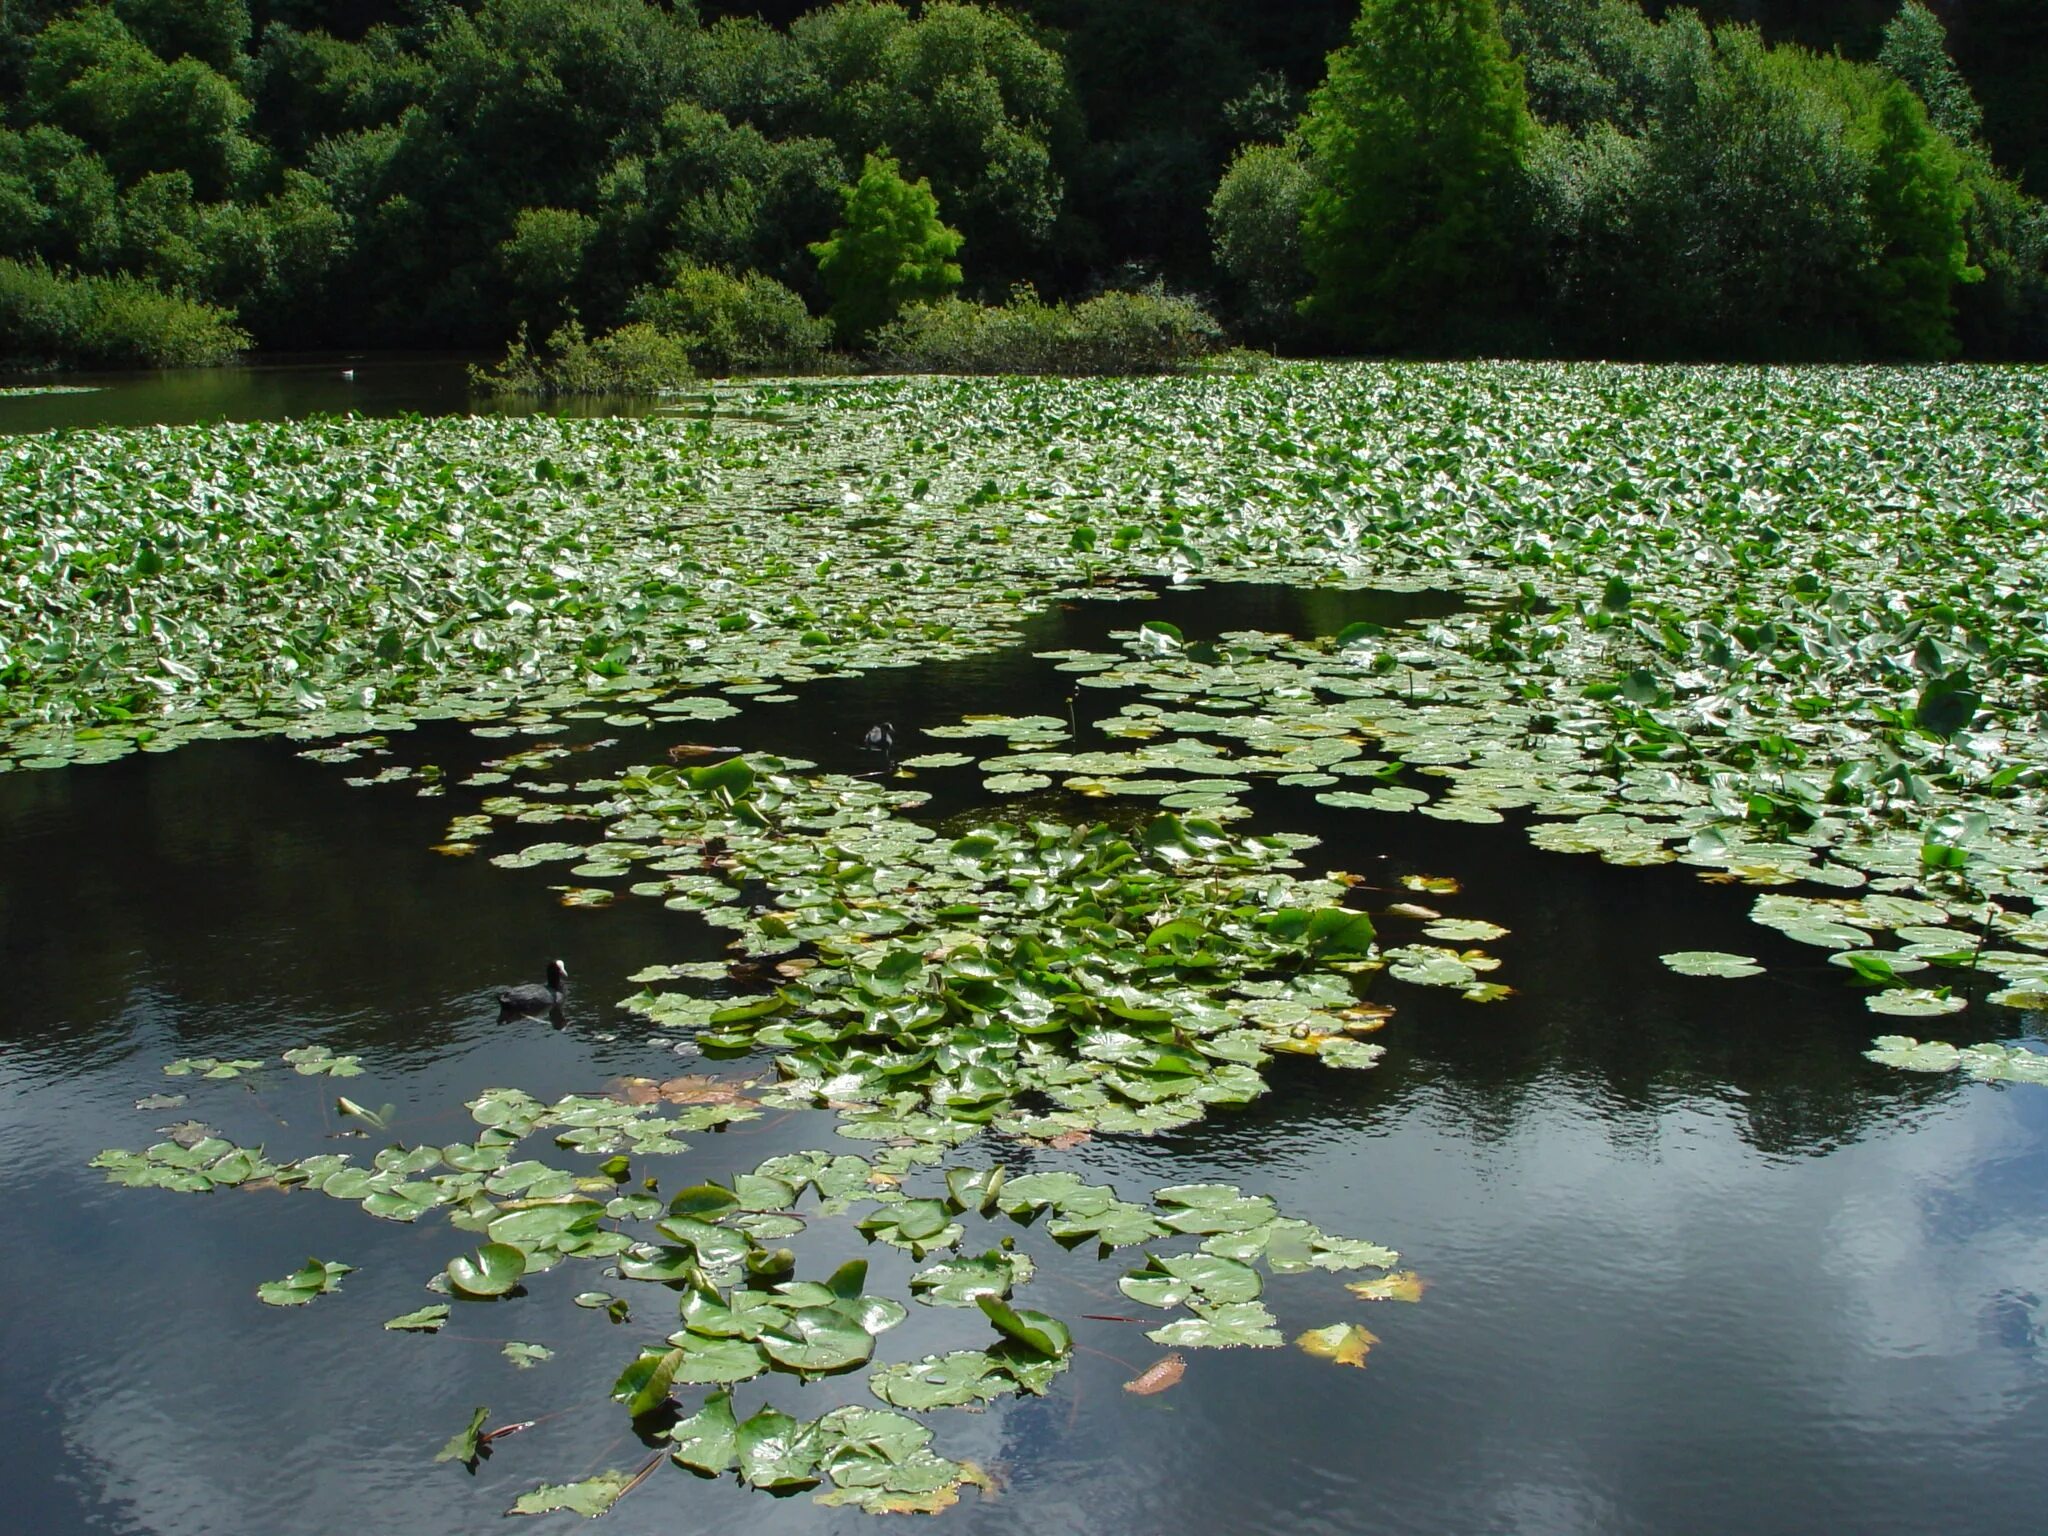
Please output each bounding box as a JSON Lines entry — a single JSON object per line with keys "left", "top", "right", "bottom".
{"left": 1660, "top": 951, "right": 1765, "bottom": 978}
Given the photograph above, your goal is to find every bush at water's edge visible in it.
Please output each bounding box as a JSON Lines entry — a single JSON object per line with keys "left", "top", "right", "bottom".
{"left": 0, "top": 260, "right": 249, "bottom": 370}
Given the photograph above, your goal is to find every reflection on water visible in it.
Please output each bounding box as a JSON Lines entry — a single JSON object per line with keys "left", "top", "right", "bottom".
{"left": 0, "top": 353, "right": 646, "bottom": 433}
{"left": 4, "top": 582, "right": 2047, "bottom": 1536}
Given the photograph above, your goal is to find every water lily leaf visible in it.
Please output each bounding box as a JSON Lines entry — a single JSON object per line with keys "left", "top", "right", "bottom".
{"left": 488, "top": 1200, "right": 604, "bottom": 1249}
{"left": 1423, "top": 919, "right": 1508, "bottom": 943}
{"left": 435, "top": 1406, "right": 489, "bottom": 1466}
{"left": 281, "top": 1045, "right": 365, "bottom": 1077}
{"left": 384, "top": 1304, "right": 450, "bottom": 1332}
{"left": 856, "top": 1199, "right": 960, "bottom": 1255}
{"left": 1864, "top": 1035, "right": 1963, "bottom": 1072}
{"left": 654, "top": 1215, "right": 751, "bottom": 1270}
{"left": 1866, "top": 988, "right": 1966, "bottom": 1018}
{"left": 869, "top": 1349, "right": 1012, "bottom": 1409}
{"left": 1296, "top": 1322, "right": 1379, "bottom": 1367}
{"left": 447, "top": 1242, "right": 526, "bottom": 1298}
{"left": 668, "top": 1182, "right": 741, "bottom": 1220}
{"left": 1914, "top": 672, "right": 1979, "bottom": 740}
{"left": 1145, "top": 1300, "right": 1282, "bottom": 1349}
{"left": 1346, "top": 1270, "right": 1428, "bottom": 1303}
{"left": 736, "top": 1406, "right": 823, "bottom": 1490}
{"left": 759, "top": 1306, "right": 875, "bottom": 1374}
{"left": 910, "top": 1248, "right": 1032, "bottom": 1307}
{"left": 1120, "top": 1252, "right": 1263, "bottom": 1309}
{"left": 256, "top": 1257, "right": 353, "bottom": 1306}
{"left": 1660, "top": 951, "right": 1764, "bottom": 978}
{"left": 1043, "top": 1199, "right": 1165, "bottom": 1249}
{"left": 1400, "top": 874, "right": 1460, "bottom": 894}
{"left": 506, "top": 1469, "right": 637, "bottom": 1517}
{"left": 977, "top": 1295, "right": 1072, "bottom": 1357}
{"left": 670, "top": 1390, "right": 740, "bottom": 1474}
{"left": 668, "top": 1334, "right": 770, "bottom": 1385}
{"left": 1154, "top": 1183, "right": 1277, "bottom": 1235}
{"left": 502, "top": 1342, "right": 552, "bottom": 1369}
{"left": 1958, "top": 1043, "right": 2048, "bottom": 1085}
{"left": 614, "top": 1347, "right": 687, "bottom": 1417}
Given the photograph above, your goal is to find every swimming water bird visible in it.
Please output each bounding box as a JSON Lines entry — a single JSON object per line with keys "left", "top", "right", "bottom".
{"left": 862, "top": 722, "right": 896, "bottom": 756}
{"left": 499, "top": 959, "right": 567, "bottom": 1014}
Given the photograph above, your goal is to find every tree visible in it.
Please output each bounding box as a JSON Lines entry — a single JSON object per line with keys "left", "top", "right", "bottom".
{"left": 809, "top": 151, "right": 963, "bottom": 345}
{"left": 787, "top": 3, "right": 1080, "bottom": 284}
{"left": 1207, "top": 141, "right": 1311, "bottom": 344}
{"left": 1299, "top": 0, "right": 1533, "bottom": 349}
{"left": 1876, "top": 1, "right": 1981, "bottom": 144}
{"left": 1859, "top": 79, "right": 1977, "bottom": 358}
{"left": 498, "top": 205, "right": 594, "bottom": 329}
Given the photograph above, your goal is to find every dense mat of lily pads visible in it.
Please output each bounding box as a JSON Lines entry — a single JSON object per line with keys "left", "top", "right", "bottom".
{"left": 9, "top": 364, "right": 2048, "bottom": 1053}
{"left": 64, "top": 361, "right": 2048, "bottom": 1513}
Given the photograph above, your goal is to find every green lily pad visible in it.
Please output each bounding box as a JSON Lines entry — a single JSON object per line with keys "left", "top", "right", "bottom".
{"left": 758, "top": 1307, "right": 877, "bottom": 1374}
{"left": 383, "top": 1305, "right": 450, "bottom": 1332}
{"left": 435, "top": 1406, "right": 489, "bottom": 1466}
{"left": 506, "top": 1469, "right": 638, "bottom": 1518}
{"left": 1660, "top": 951, "right": 1765, "bottom": 978}
{"left": 976, "top": 1295, "right": 1071, "bottom": 1357}
{"left": 1865, "top": 988, "right": 1967, "bottom": 1018}
{"left": 1144, "top": 1300, "right": 1284, "bottom": 1349}
{"left": 910, "top": 1249, "right": 1033, "bottom": 1307}
{"left": 446, "top": 1242, "right": 526, "bottom": 1298}
{"left": 869, "top": 1350, "right": 1012, "bottom": 1410}
{"left": 256, "top": 1257, "right": 353, "bottom": 1306}
{"left": 736, "top": 1406, "right": 823, "bottom": 1491}
{"left": 670, "top": 1390, "right": 740, "bottom": 1474}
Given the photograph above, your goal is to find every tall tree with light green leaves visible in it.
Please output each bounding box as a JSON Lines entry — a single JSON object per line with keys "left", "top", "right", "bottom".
{"left": 1300, "top": 0, "right": 1533, "bottom": 349}
{"left": 810, "top": 151, "right": 964, "bottom": 346}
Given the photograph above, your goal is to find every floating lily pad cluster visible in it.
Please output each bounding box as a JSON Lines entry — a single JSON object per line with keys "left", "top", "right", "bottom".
{"left": 95, "top": 1058, "right": 1413, "bottom": 1518}
{"left": 964, "top": 610, "right": 2048, "bottom": 1046}
{"left": 10, "top": 367, "right": 2048, "bottom": 1040}
{"left": 89, "top": 729, "right": 1452, "bottom": 1515}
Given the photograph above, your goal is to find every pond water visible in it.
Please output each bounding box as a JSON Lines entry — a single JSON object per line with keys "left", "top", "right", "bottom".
{"left": 5, "top": 561, "right": 2047, "bottom": 1536}
{"left": 0, "top": 354, "right": 491, "bottom": 432}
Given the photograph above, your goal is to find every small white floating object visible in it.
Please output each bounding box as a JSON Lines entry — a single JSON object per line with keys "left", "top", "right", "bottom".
{"left": 340, "top": 368, "right": 356, "bottom": 380}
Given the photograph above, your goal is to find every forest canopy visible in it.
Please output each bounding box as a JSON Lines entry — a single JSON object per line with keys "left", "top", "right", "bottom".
{"left": 0, "top": 0, "right": 2042, "bottom": 366}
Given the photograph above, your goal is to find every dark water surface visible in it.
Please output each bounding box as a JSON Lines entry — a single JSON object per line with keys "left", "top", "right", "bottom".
{"left": 4, "top": 576, "right": 2048, "bottom": 1534}
{"left": 0, "top": 353, "right": 682, "bottom": 432}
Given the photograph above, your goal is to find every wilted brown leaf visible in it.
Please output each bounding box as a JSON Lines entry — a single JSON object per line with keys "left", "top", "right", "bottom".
{"left": 1401, "top": 874, "right": 1461, "bottom": 895}
{"left": 1383, "top": 902, "right": 1441, "bottom": 920}
{"left": 1123, "top": 1354, "right": 1187, "bottom": 1395}
{"left": 1339, "top": 1003, "right": 1394, "bottom": 1033}
{"left": 606, "top": 1074, "right": 754, "bottom": 1107}
{"left": 656, "top": 1075, "right": 751, "bottom": 1105}
{"left": 1296, "top": 1323, "right": 1378, "bottom": 1368}
{"left": 1347, "top": 1271, "right": 1427, "bottom": 1303}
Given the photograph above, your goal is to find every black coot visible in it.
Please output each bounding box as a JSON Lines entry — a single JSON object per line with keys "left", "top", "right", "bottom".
{"left": 499, "top": 959, "right": 567, "bottom": 1014}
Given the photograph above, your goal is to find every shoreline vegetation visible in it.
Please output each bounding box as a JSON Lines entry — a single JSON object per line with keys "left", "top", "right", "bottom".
{"left": 2, "top": 0, "right": 2044, "bottom": 378}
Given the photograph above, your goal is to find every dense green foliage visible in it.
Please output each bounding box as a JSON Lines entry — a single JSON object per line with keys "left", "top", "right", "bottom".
{"left": 468, "top": 319, "right": 693, "bottom": 397}
{"left": 0, "top": 0, "right": 2042, "bottom": 363}
{"left": 0, "top": 253, "right": 246, "bottom": 364}
{"left": 629, "top": 261, "right": 833, "bottom": 375}
{"left": 873, "top": 285, "right": 1219, "bottom": 374}
{"left": 809, "top": 151, "right": 963, "bottom": 346}
{"left": 1300, "top": 0, "right": 1534, "bottom": 350}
